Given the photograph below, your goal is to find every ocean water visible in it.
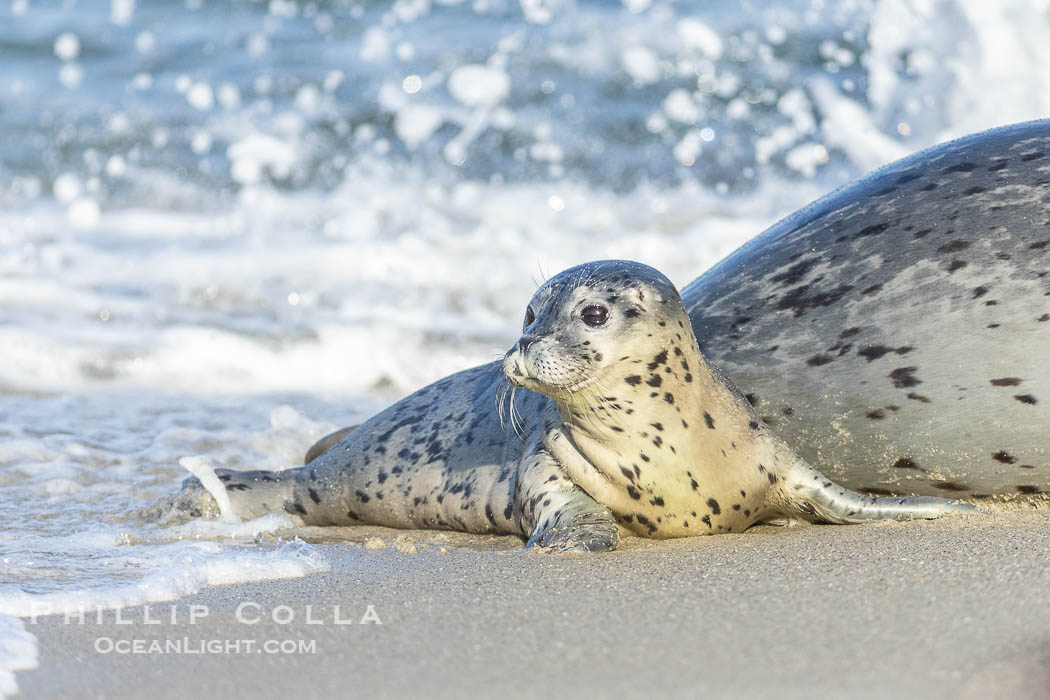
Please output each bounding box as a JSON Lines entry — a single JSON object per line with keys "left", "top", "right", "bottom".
{"left": 2, "top": 0, "right": 1050, "bottom": 692}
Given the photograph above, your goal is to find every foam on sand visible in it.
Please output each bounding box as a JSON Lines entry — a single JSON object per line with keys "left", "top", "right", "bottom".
{"left": 0, "top": 540, "right": 329, "bottom": 620}
{"left": 0, "top": 615, "right": 38, "bottom": 700}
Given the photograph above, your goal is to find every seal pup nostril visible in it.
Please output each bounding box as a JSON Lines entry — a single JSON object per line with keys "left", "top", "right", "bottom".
{"left": 518, "top": 335, "right": 539, "bottom": 354}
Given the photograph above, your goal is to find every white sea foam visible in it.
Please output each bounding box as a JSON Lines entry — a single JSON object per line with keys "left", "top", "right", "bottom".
{"left": 0, "top": 540, "right": 329, "bottom": 619}
{"left": 0, "top": 615, "right": 38, "bottom": 700}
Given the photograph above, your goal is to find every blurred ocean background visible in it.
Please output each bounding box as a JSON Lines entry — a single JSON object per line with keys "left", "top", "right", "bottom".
{"left": 2, "top": 0, "right": 1050, "bottom": 689}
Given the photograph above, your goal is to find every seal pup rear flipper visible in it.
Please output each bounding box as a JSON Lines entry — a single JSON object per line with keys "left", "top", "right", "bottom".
{"left": 775, "top": 450, "right": 979, "bottom": 524}
{"left": 139, "top": 468, "right": 303, "bottom": 525}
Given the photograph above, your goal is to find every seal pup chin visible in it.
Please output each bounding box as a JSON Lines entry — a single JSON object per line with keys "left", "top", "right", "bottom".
{"left": 154, "top": 260, "right": 976, "bottom": 551}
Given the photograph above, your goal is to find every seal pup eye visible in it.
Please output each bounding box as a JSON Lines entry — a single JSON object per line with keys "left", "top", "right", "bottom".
{"left": 580, "top": 305, "right": 609, "bottom": 327}
{"left": 524, "top": 307, "right": 535, "bottom": 327}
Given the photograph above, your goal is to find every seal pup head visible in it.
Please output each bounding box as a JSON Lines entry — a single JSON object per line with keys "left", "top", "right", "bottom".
{"left": 503, "top": 260, "right": 692, "bottom": 405}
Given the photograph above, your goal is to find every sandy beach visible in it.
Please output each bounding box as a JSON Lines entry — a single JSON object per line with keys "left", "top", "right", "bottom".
{"left": 15, "top": 507, "right": 1050, "bottom": 700}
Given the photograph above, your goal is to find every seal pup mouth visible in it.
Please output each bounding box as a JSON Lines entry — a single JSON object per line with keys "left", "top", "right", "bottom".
{"left": 501, "top": 338, "right": 600, "bottom": 397}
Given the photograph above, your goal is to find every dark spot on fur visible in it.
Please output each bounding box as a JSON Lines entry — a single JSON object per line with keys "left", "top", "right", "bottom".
{"left": 807, "top": 354, "right": 835, "bottom": 366}
{"left": 1017, "top": 485, "right": 1042, "bottom": 494}
{"left": 943, "top": 162, "right": 976, "bottom": 173}
{"left": 706, "top": 498, "right": 720, "bottom": 515}
{"left": 625, "top": 375, "right": 642, "bottom": 386}
{"left": 1020, "top": 151, "right": 1046, "bottom": 161}
{"left": 947, "top": 259, "right": 968, "bottom": 273}
{"left": 937, "top": 240, "right": 971, "bottom": 254}
{"left": 990, "top": 377, "right": 1022, "bottom": 386}
{"left": 858, "top": 345, "right": 893, "bottom": 362}
{"left": 307, "top": 488, "right": 322, "bottom": 504}
{"left": 907, "top": 392, "right": 931, "bottom": 403}
{"left": 932, "top": 481, "right": 968, "bottom": 492}
{"left": 889, "top": 367, "right": 921, "bottom": 388}
{"left": 992, "top": 451, "right": 1017, "bottom": 464}
{"left": 646, "top": 374, "right": 662, "bottom": 387}
{"left": 770, "top": 259, "right": 819, "bottom": 286}
{"left": 855, "top": 223, "right": 890, "bottom": 238}
{"left": 635, "top": 513, "right": 656, "bottom": 533}
{"left": 776, "top": 283, "right": 854, "bottom": 317}
{"left": 1014, "top": 394, "right": 1038, "bottom": 404}
{"left": 892, "top": 457, "right": 923, "bottom": 471}
{"left": 647, "top": 350, "right": 668, "bottom": 371}
{"left": 284, "top": 500, "right": 308, "bottom": 516}
{"left": 703, "top": 411, "right": 715, "bottom": 429}
{"left": 865, "top": 409, "right": 885, "bottom": 420}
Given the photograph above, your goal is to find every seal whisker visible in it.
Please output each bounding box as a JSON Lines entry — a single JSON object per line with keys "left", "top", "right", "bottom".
{"left": 495, "top": 374, "right": 510, "bottom": 430}
{"left": 508, "top": 386, "right": 526, "bottom": 439}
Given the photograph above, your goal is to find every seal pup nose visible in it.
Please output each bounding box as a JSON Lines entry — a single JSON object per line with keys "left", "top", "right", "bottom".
{"left": 518, "top": 335, "right": 539, "bottom": 354}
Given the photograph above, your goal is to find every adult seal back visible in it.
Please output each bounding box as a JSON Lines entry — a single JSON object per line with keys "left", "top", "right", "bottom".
{"left": 680, "top": 120, "right": 1050, "bottom": 499}
{"left": 164, "top": 261, "right": 973, "bottom": 551}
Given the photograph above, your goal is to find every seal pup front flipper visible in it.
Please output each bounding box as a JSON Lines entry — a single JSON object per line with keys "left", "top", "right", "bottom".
{"left": 518, "top": 449, "right": 620, "bottom": 552}
{"left": 514, "top": 411, "right": 620, "bottom": 552}
{"left": 773, "top": 447, "right": 979, "bottom": 524}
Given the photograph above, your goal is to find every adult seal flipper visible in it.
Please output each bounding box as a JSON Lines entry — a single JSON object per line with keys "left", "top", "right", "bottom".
{"left": 160, "top": 261, "right": 974, "bottom": 551}
{"left": 681, "top": 120, "right": 1050, "bottom": 499}
{"left": 304, "top": 426, "right": 357, "bottom": 464}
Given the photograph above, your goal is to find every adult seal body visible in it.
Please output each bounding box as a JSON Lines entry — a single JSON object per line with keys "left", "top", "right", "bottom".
{"left": 680, "top": 120, "right": 1050, "bottom": 499}
{"left": 168, "top": 261, "right": 972, "bottom": 551}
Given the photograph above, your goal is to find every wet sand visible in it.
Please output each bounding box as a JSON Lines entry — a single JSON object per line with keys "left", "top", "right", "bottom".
{"left": 16, "top": 508, "right": 1050, "bottom": 700}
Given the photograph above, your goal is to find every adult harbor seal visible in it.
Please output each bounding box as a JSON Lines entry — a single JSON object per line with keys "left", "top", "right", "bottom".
{"left": 169, "top": 261, "right": 973, "bottom": 551}
{"left": 680, "top": 120, "right": 1050, "bottom": 499}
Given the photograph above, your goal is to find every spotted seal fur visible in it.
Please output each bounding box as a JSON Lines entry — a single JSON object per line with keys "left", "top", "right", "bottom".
{"left": 680, "top": 120, "right": 1050, "bottom": 498}
{"left": 167, "top": 261, "right": 973, "bottom": 551}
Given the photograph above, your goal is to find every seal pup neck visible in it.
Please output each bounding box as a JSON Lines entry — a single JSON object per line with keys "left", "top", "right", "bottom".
{"left": 553, "top": 318, "right": 720, "bottom": 459}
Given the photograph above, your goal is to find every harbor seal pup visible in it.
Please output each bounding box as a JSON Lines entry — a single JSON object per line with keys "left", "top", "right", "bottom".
{"left": 680, "top": 119, "right": 1050, "bottom": 498}
{"left": 168, "top": 261, "right": 973, "bottom": 551}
